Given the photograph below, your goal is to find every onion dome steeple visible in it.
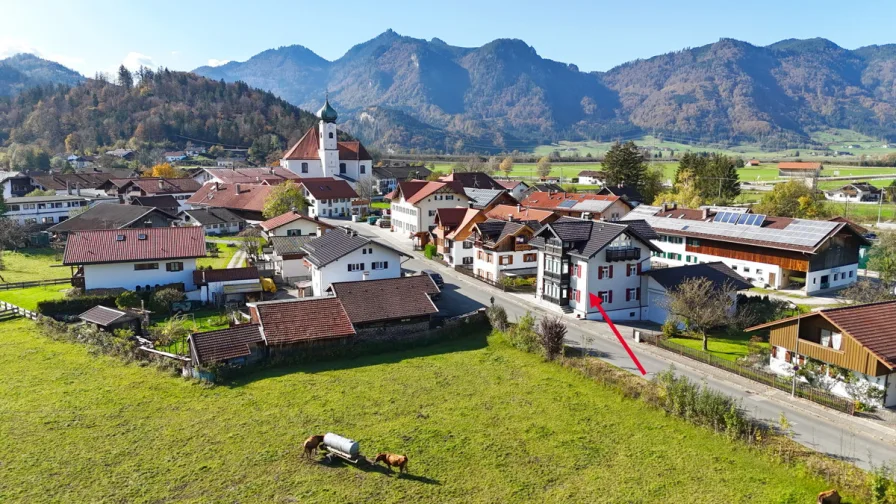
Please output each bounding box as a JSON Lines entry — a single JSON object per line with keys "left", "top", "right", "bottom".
{"left": 317, "top": 97, "right": 338, "bottom": 124}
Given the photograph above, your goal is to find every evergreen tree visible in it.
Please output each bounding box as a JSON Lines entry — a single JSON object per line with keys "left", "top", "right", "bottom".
{"left": 117, "top": 65, "right": 133, "bottom": 90}
{"left": 603, "top": 141, "right": 647, "bottom": 190}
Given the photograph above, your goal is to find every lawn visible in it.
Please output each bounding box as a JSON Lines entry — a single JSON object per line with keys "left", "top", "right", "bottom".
{"left": 0, "top": 320, "right": 837, "bottom": 503}
{"left": 0, "top": 248, "right": 68, "bottom": 283}
{"left": 0, "top": 285, "right": 67, "bottom": 311}
{"left": 197, "top": 244, "right": 240, "bottom": 269}
{"left": 668, "top": 330, "right": 768, "bottom": 362}
{"left": 371, "top": 201, "right": 390, "bottom": 209}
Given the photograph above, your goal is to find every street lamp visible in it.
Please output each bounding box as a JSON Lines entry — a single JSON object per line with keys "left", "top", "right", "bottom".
{"left": 791, "top": 364, "right": 800, "bottom": 398}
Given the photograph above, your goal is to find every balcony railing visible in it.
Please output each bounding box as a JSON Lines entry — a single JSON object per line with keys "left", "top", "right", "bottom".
{"left": 542, "top": 294, "right": 570, "bottom": 306}
{"left": 543, "top": 269, "right": 569, "bottom": 284}
{"left": 545, "top": 243, "right": 563, "bottom": 255}
{"left": 605, "top": 247, "right": 641, "bottom": 262}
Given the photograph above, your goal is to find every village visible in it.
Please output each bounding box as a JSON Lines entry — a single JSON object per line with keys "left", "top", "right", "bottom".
{"left": 3, "top": 98, "right": 896, "bottom": 502}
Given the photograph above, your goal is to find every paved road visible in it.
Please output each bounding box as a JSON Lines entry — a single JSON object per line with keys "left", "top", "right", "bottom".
{"left": 324, "top": 217, "right": 896, "bottom": 470}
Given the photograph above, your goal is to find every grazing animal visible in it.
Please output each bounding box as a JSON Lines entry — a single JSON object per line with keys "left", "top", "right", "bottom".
{"left": 374, "top": 453, "right": 409, "bottom": 474}
{"left": 817, "top": 490, "right": 841, "bottom": 504}
{"left": 303, "top": 435, "right": 325, "bottom": 458}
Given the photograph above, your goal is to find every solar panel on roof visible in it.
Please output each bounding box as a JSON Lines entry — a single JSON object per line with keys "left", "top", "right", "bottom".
{"left": 724, "top": 212, "right": 739, "bottom": 224}
{"left": 736, "top": 214, "right": 750, "bottom": 225}
{"left": 558, "top": 200, "right": 577, "bottom": 208}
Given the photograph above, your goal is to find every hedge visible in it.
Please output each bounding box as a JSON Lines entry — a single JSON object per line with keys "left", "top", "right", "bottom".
{"left": 37, "top": 295, "right": 119, "bottom": 319}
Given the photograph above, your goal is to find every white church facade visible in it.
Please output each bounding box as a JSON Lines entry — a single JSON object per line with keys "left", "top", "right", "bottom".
{"left": 280, "top": 100, "right": 373, "bottom": 184}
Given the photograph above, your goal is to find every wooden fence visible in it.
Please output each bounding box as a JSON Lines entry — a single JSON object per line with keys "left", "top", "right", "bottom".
{"left": 0, "top": 278, "right": 70, "bottom": 291}
{"left": 0, "top": 300, "right": 40, "bottom": 321}
{"left": 634, "top": 329, "right": 856, "bottom": 416}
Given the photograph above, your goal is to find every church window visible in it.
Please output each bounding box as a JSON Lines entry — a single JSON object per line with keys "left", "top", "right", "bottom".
{"left": 339, "top": 163, "right": 346, "bottom": 174}
{"left": 360, "top": 164, "right": 366, "bottom": 174}
{"left": 301, "top": 162, "right": 308, "bottom": 173}
{"left": 328, "top": 132, "right": 334, "bottom": 139}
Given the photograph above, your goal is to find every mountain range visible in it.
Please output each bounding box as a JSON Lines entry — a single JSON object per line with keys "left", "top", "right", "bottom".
{"left": 0, "top": 53, "right": 84, "bottom": 96}
{"left": 194, "top": 31, "right": 896, "bottom": 153}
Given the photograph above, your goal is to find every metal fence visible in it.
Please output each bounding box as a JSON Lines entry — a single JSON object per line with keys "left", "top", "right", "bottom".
{"left": 634, "top": 329, "right": 856, "bottom": 416}
{"left": 0, "top": 278, "right": 70, "bottom": 291}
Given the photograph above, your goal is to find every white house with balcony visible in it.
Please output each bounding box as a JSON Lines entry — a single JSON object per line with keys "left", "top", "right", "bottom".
{"left": 468, "top": 219, "right": 539, "bottom": 283}
{"left": 299, "top": 178, "right": 361, "bottom": 219}
{"left": 529, "top": 217, "right": 662, "bottom": 320}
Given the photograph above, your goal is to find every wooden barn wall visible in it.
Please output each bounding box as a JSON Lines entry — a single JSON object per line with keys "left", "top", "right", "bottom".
{"left": 767, "top": 315, "right": 886, "bottom": 376}
{"left": 685, "top": 239, "right": 810, "bottom": 271}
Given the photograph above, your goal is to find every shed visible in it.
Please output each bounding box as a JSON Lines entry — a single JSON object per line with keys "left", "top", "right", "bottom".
{"left": 78, "top": 305, "right": 142, "bottom": 335}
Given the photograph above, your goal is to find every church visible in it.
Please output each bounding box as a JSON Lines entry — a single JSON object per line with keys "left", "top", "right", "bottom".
{"left": 280, "top": 99, "right": 373, "bottom": 184}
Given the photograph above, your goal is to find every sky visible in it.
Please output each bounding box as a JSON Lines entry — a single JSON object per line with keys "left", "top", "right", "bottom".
{"left": 2, "top": 0, "right": 896, "bottom": 76}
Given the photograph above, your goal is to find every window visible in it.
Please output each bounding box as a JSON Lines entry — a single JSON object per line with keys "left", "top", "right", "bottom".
{"left": 731, "top": 265, "right": 737, "bottom": 271}
{"left": 360, "top": 164, "right": 366, "bottom": 174}
{"left": 446, "top": 195, "right": 454, "bottom": 200}
{"left": 287, "top": 229, "right": 302, "bottom": 236}
{"left": 429, "top": 210, "right": 436, "bottom": 217}
{"left": 462, "top": 256, "right": 473, "bottom": 265}
{"left": 627, "top": 264, "right": 637, "bottom": 276}
{"left": 625, "top": 288, "right": 640, "bottom": 302}
{"left": 499, "top": 255, "right": 513, "bottom": 266}
{"left": 301, "top": 162, "right": 309, "bottom": 173}
{"left": 849, "top": 271, "right": 854, "bottom": 278}
{"left": 41, "top": 216, "right": 54, "bottom": 224}
{"left": 166, "top": 262, "right": 184, "bottom": 272}
{"left": 463, "top": 241, "right": 473, "bottom": 249}
{"left": 524, "top": 253, "right": 536, "bottom": 262}
{"left": 597, "top": 265, "right": 613, "bottom": 279}
{"left": 134, "top": 263, "right": 159, "bottom": 271}
{"left": 328, "top": 132, "right": 334, "bottom": 139}
{"left": 743, "top": 266, "right": 750, "bottom": 273}
{"left": 339, "top": 163, "right": 346, "bottom": 174}
{"left": 819, "top": 329, "right": 843, "bottom": 350}
{"left": 597, "top": 290, "right": 612, "bottom": 303}
{"left": 372, "top": 261, "right": 389, "bottom": 270}
{"left": 347, "top": 263, "right": 365, "bottom": 272}
{"left": 756, "top": 269, "right": 763, "bottom": 275}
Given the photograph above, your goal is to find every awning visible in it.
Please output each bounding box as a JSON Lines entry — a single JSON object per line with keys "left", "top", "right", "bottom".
{"left": 222, "top": 281, "right": 263, "bottom": 294}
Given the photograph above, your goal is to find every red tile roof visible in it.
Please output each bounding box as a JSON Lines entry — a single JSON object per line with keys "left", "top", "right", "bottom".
{"left": 496, "top": 180, "right": 525, "bottom": 190}
{"left": 187, "top": 183, "right": 275, "bottom": 212}
{"left": 299, "top": 178, "right": 359, "bottom": 200}
{"left": 254, "top": 297, "right": 355, "bottom": 345}
{"left": 193, "top": 266, "right": 259, "bottom": 285}
{"left": 329, "top": 276, "right": 439, "bottom": 324}
{"left": 189, "top": 324, "right": 264, "bottom": 365}
{"left": 434, "top": 208, "right": 470, "bottom": 229}
{"left": 397, "top": 180, "right": 466, "bottom": 205}
{"left": 282, "top": 127, "right": 321, "bottom": 160}
{"left": 337, "top": 141, "right": 372, "bottom": 161}
{"left": 520, "top": 191, "right": 620, "bottom": 210}
{"left": 63, "top": 227, "right": 206, "bottom": 265}
{"left": 259, "top": 210, "right": 334, "bottom": 232}
{"left": 205, "top": 167, "right": 300, "bottom": 185}
{"left": 485, "top": 204, "right": 557, "bottom": 224}
{"left": 128, "top": 178, "right": 201, "bottom": 194}
{"left": 778, "top": 162, "right": 822, "bottom": 170}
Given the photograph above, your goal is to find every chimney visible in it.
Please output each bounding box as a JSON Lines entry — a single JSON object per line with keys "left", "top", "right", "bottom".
{"left": 507, "top": 214, "right": 512, "bottom": 222}
{"left": 317, "top": 225, "right": 323, "bottom": 236}
{"left": 214, "top": 181, "right": 219, "bottom": 191}
{"left": 202, "top": 271, "right": 206, "bottom": 283}
{"left": 66, "top": 181, "right": 71, "bottom": 195}
{"left": 158, "top": 180, "right": 165, "bottom": 190}
{"left": 702, "top": 207, "right": 710, "bottom": 220}
{"left": 234, "top": 183, "right": 241, "bottom": 195}
{"left": 517, "top": 204, "right": 521, "bottom": 213}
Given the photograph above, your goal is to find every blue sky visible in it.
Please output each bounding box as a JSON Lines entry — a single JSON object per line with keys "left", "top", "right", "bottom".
{"left": 2, "top": 0, "right": 895, "bottom": 76}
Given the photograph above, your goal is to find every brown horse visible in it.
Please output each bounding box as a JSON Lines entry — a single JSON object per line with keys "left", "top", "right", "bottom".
{"left": 374, "top": 453, "right": 408, "bottom": 474}
{"left": 303, "top": 435, "right": 325, "bottom": 458}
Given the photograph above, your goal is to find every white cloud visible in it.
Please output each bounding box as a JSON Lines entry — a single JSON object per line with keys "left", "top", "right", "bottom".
{"left": 121, "top": 51, "right": 156, "bottom": 71}
{"left": 0, "top": 36, "right": 85, "bottom": 70}
{"left": 206, "top": 58, "right": 231, "bottom": 67}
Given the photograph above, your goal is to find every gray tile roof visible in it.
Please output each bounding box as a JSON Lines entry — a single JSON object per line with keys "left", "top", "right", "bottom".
{"left": 372, "top": 165, "right": 432, "bottom": 180}
{"left": 645, "top": 262, "right": 751, "bottom": 292}
{"left": 269, "top": 236, "right": 316, "bottom": 255}
{"left": 300, "top": 227, "right": 409, "bottom": 267}
{"left": 48, "top": 204, "right": 173, "bottom": 232}
{"left": 530, "top": 217, "right": 662, "bottom": 258}
{"left": 464, "top": 188, "right": 506, "bottom": 208}
{"left": 181, "top": 207, "right": 245, "bottom": 226}
{"left": 79, "top": 305, "right": 137, "bottom": 326}
{"left": 7, "top": 194, "right": 93, "bottom": 204}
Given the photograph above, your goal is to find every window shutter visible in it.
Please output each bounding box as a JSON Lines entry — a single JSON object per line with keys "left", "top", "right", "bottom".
{"left": 347, "top": 264, "right": 351, "bottom": 272}
{"left": 626, "top": 289, "right": 631, "bottom": 302}
{"left": 637, "top": 262, "right": 642, "bottom": 274}
{"left": 576, "top": 290, "right": 581, "bottom": 302}
{"left": 597, "top": 267, "right": 603, "bottom": 280}
{"left": 507, "top": 255, "right": 513, "bottom": 265}
{"left": 626, "top": 265, "right": 631, "bottom": 277}
{"left": 608, "top": 290, "right": 613, "bottom": 303}
{"left": 636, "top": 287, "right": 641, "bottom": 301}
{"left": 576, "top": 265, "right": 581, "bottom": 278}
{"left": 609, "top": 265, "right": 614, "bottom": 278}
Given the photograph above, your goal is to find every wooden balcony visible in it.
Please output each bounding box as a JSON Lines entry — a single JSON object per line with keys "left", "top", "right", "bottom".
{"left": 542, "top": 294, "right": 570, "bottom": 306}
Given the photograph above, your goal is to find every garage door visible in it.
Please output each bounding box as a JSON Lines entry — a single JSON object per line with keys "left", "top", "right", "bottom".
{"left": 647, "top": 289, "right": 668, "bottom": 325}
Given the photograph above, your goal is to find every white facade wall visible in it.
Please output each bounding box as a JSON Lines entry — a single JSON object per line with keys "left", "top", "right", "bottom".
{"left": 282, "top": 159, "right": 323, "bottom": 177}
{"left": 578, "top": 176, "right": 604, "bottom": 186}
{"left": 806, "top": 265, "right": 858, "bottom": 294}
{"left": 265, "top": 219, "right": 323, "bottom": 238}
{"left": 390, "top": 200, "right": 420, "bottom": 234}
{"left": 390, "top": 192, "right": 470, "bottom": 236}
{"left": 310, "top": 244, "right": 403, "bottom": 296}
{"left": 6, "top": 197, "right": 117, "bottom": 226}
{"left": 443, "top": 240, "right": 474, "bottom": 268}
{"left": 83, "top": 258, "right": 198, "bottom": 291}
{"left": 306, "top": 193, "right": 354, "bottom": 219}
{"left": 569, "top": 236, "right": 652, "bottom": 322}
{"left": 200, "top": 278, "right": 259, "bottom": 304}
{"left": 473, "top": 248, "right": 538, "bottom": 280}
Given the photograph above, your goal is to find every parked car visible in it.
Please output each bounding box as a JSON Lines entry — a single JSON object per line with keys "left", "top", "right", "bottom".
{"left": 422, "top": 269, "right": 444, "bottom": 289}
{"left": 378, "top": 218, "right": 391, "bottom": 228}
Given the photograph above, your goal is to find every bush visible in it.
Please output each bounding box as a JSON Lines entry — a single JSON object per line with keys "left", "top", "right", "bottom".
{"left": 151, "top": 288, "right": 185, "bottom": 314}
{"left": 423, "top": 243, "right": 437, "bottom": 259}
{"left": 508, "top": 312, "right": 539, "bottom": 353}
{"left": 661, "top": 319, "right": 680, "bottom": 338}
{"left": 538, "top": 316, "right": 567, "bottom": 361}
{"left": 116, "top": 291, "right": 141, "bottom": 310}
{"left": 37, "top": 294, "right": 118, "bottom": 319}
{"left": 486, "top": 304, "right": 508, "bottom": 332}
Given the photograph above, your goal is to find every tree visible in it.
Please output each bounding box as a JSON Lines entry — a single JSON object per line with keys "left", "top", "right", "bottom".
{"left": 603, "top": 141, "right": 647, "bottom": 190}
{"left": 238, "top": 227, "right": 265, "bottom": 262}
{"left": 25, "top": 188, "right": 56, "bottom": 197}
{"left": 151, "top": 288, "right": 185, "bottom": 314}
{"left": 146, "top": 162, "right": 181, "bottom": 178}
{"left": 486, "top": 156, "right": 499, "bottom": 174}
{"left": 499, "top": 156, "right": 513, "bottom": 177}
{"left": 536, "top": 156, "right": 552, "bottom": 179}
{"left": 653, "top": 169, "right": 703, "bottom": 208}
{"left": 869, "top": 232, "right": 896, "bottom": 289}
{"left": 116, "top": 291, "right": 141, "bottom": 310}
{"left": 355, "top": 176, "right": 378, "bottom": 209}
{"left": 640, "top": 165, "right": 666, "bottom": 204}
{"left": 840, "top": 279, "right": 894, "bottom": 304}
{"left": 702, "top": 154, "right": 740, "bottom": 204}
{"left": 0, "top": 219, "right": 29, "bottom": 270}
{"left": 117, "top": 65, "right": 133, "bottom": 90}
{"left": 662, "top": 277, "right": 738, "bottom": 351}
{"left": 465, "top": 156, "right": 484, "bottom": 172}
{"left": 262, "top": 180, "right": 307, "bottom": 218}
{"left": 425, "top": 171, "right": 442, "bottom": 181}
{"left": 754, "top": 180, "right": 830, "bottom": 218}
{"left": 538, "top": 316, "right": 568, "bottom": 360}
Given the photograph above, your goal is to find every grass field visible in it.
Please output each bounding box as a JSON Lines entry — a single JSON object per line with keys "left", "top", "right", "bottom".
{"left": 371, "top": 201, "right": 390, "bottom": 209}
{"left": 668, "top": 331, "right": 768, "bottom": 362}
{"left": 196, "top": 244, "right": 240, "bottom": 269}
{"left": 0, "top": 248, "right": 68, "bottom": 283}
{"left": 0, "top": 285, "right": 67, "bottom": 311}
{"left": 0, "top": 320, "right": 838, "bottom": 503}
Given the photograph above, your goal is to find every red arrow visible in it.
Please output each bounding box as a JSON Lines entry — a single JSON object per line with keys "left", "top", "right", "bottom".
{"left": 589, "top": 293, "right": 647, "bottom": 375}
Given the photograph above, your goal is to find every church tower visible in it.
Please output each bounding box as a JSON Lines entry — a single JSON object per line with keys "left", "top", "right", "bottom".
{"left": 317, "top": 98, "right": 339, "bottom": 177}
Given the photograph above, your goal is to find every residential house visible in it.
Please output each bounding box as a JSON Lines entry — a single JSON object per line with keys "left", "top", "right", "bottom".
{"left": 298, "top": 178, "right": 361, "bottom": 218}
{"left": 484, "top": 204, "right": 559, "bottom": 227}
{"left": 439, "top": 171, "right": 505, "bottom": 190}
{"left": 596, "top": 185, "right": 645, "bottom": 206}
{"left": 117, "top": 178, "right": 202, "bottom": 211}
{"left": 215, "top": 158, "right": 237, "bottom": 167}
{"left": 48, "top": 204, "right": 177, "bottom": 235}
{"left": 164, "top": 151, "right": 187, "bottom": 162}
{"left": 432, "top": 208, "right": 485, "bottom": 268}
{"left": 643, "top": 262, "right": 751, "bottom": 325}
{"left": 66, "top": 155, "right": 95, "bottom": 170}
{"left": 193, "top": 266, "right": 263, "bottom": 306}
{"left": 326, "top": 276, "right": 440, "bottom": 335}
{"left": 390, "top": 180, "right": 470, "bottom": 237}
{"left": 522, "top": 183, "right": 564, "bottom": 198}
{"left": 188, "top": 324, "right": 265, "bottom": 368}
{"left": 464, "top": 188, "right": 518, "bottom": 211}
{"left": 496, "top": 179, "right": 529, "bottom": 200}
{"left": 184, "top": 145, "right": 206, "bottom": 157}
{"left": 0, "top": 171, "right": 32, "bottom": 198}
{"left": 371, "top": 165, "right": 433, "bottom": 196}
{"left": 248, "top": 297, "right": 356, "bottom": 351}
{"left": 63, "top": 227, "right": 206, "bottom": 292}
{"left": 469, "top": 219, "right": 539, "bottom": 283}
{"left": 31, "top": 173, "right": 113, "bottom": 195}
{"left": 826, "top": 183, "right": 881, "bottom": 203}
{"left": 577, "top": 170, "right": 606, "bottom": 185}
{"left": 520, "top": 191, "right": 632, "bottom": 221}
{"left": 105, "top": 149, "right": 135, "bottom": 160}
{"left": 529, "top": 217, "right": 662, "bottom": 320}
{"left": 5, "top": 194, "right": 118, "bottom": 227}
{"left": 131, "top": 195, "right": 180, "bottom": 216}
{"left": 187, "top": 182, "right": 275, "bottom": 221}
{"left": 259, "top": 210, "right": 334, "bottom": 239}
{"left": 621, "top": 204, "right": 870, "bottom": 294}
{"left": 266, "top": 235, "right": 317, "bottom": 284}
{"left": 749, "top": 301, "right": 896, "bottom": 407}
{"left": 178, "top": 207, "right": 246, "bottom": 235}
{"left": 300, "top": 226, "right": 409, "bottom": 296}
{"left": 191, "top": 167, "right": 299, "bottom": 186}
{"left": 78, "top": 305, "right": 143, "bottom": 335}
{"left": 778, "top": 162, "right": 823, "bottom": 188}
{"left": 280, "top": 99, "right": 373, "bottom": 183}
{"left": 746, "top": 159, "right": 761, "bottom": 166}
